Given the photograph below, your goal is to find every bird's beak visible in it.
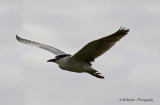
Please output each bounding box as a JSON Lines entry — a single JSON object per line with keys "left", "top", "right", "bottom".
{"left": 47, "top": 59, "right": 57, "bottom": 62}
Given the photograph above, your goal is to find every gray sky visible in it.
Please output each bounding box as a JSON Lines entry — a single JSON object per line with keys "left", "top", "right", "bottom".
{"left": 0, "top": 0, "right": 160, "bottom": 105}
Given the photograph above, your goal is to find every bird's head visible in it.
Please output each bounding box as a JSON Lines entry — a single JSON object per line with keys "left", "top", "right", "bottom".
{"left": 47, "top": 54, "right": 71, "bottom": 64}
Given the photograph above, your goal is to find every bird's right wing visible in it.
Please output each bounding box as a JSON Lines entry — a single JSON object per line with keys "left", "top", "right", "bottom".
{"left": 16, "top": 35, "right": 66, "bottom": 55}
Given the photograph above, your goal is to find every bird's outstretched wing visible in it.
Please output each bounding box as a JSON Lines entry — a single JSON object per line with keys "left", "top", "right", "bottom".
{"left": 71, "top": 27, "right": 129, "bottom": 64}
{"left": 16, "top": 35, "right": 66, "bottom": 55}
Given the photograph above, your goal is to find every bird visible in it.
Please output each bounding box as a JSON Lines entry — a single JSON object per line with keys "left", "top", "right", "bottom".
{"left": 16, "top": 27, "right": 129, "bottom": 79}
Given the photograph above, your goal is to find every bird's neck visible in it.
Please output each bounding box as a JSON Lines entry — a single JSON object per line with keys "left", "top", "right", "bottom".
{"left": 56, "top": 56, "right": 70, "bottom": 64}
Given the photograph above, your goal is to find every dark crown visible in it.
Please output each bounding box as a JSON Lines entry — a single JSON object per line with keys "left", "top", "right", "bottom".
{"left": 55, "top": 54, "right": 71, "bottom": 59}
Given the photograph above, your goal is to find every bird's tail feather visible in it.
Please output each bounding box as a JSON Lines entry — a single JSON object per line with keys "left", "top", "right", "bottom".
{"left": 87, "top": 70, "right": 104, "bottom": 79}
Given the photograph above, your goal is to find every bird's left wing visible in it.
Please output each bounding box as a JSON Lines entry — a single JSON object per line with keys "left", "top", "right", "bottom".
{"left": 71, "top": 27, "right": 129, "bottom": 63}
{"left": 16, "top": 35, "right": 66, "bottom": 55}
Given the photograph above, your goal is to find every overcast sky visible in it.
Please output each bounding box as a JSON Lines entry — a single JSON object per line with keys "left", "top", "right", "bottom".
{"left": 0, "top": 0, "right": 160, "bottom": 105}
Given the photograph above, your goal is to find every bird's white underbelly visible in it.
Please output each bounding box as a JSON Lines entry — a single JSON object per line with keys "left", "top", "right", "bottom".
{"left": 58, "top": 59, "right": 92, "bottom": 73}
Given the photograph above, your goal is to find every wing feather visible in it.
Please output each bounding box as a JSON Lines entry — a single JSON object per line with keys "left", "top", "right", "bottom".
{"left": 71, "top": 27, "right": 129, "bottom": 63}
{"left": 16, "top": 35, "right": 66, "bottom": 55}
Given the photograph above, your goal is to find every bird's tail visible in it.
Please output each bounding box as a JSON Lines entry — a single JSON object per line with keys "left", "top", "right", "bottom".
{"left": 87, "top": 70, "right": 104, "bottom": 79}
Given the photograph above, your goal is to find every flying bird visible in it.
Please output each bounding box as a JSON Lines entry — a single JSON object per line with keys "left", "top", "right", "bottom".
{"left": 16, "top": 27, "right": 129, "bottom": 79}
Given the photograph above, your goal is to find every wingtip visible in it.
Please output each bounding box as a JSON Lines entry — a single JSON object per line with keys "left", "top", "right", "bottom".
{"left": 16, "top": 35, "right": 19, "bottom": 40}
{"left": 117, "top": 26, "right": 130, "bottom": 35}
{"left": 119, "top": 26, "right": 130, "bottom": 32}
{"left": 16, "top": 35, "right": 22, "bottom": 41}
